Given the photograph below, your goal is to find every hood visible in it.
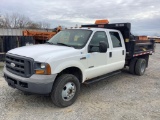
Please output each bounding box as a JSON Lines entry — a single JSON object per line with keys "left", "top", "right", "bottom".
{"left": 8, "top": 44, "right": 78, "bottom": 62}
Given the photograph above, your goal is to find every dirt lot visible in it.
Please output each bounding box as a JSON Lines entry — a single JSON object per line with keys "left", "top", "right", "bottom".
{"left": 0, "top": 44, "right": 160, "bottom": 120}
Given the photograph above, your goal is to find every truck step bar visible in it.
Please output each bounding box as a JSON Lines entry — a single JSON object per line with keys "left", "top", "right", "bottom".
{"left": 84, "top": 70, "right": 121, "bottom": 84}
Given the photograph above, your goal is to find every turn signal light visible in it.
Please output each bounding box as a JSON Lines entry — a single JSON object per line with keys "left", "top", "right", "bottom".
{"left": 46, "top": 64, "right": 51, "bottom": 75}
{"left": 35, "top": 70, "right": 45, "bottom": 74}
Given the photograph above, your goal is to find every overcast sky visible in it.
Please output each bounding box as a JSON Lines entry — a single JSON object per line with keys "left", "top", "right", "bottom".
{"left": 0, "top": 0, "right": 160, "bottom": 36}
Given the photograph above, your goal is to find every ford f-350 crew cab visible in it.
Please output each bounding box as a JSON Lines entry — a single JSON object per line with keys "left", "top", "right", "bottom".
{"left": 3, "top": 20, "right": 155, "bottom": 107}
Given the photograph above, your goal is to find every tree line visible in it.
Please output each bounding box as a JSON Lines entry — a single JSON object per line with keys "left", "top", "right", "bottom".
{"left": 0, "top": 13, "right": 50, "bottom": 29}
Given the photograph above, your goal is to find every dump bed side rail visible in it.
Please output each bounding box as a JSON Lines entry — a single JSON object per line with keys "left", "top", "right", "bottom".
{"left": 127, "top": 39, "right": 155, "bottom": 59}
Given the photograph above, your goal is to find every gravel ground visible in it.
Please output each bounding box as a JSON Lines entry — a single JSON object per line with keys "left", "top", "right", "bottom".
{"left": 0, "top": 44, "right": 160, "bottom": 120}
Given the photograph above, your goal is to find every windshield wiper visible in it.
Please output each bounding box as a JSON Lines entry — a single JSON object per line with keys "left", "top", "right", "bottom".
{"left": 57, "top": 42, "right": 72, "bottom": 47}
{"left": 45, "top": 41, "right": 54, "bottom": 45}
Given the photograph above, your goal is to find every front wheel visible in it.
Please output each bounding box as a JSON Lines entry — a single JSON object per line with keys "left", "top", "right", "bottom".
{"left": 51, "top": 74, "right": 80, "bottom": 107}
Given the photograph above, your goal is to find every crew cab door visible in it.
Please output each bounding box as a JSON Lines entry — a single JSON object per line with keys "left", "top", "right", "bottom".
{"left": 108, "top": 31, "right": 126, "bottom": 70}
{"left": 86, "top": 31, "right": 112, "bottom": 79}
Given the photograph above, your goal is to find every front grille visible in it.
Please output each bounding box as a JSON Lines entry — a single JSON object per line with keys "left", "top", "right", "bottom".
{"left": 6, "top": 53, "right": 34, "bottom": 78}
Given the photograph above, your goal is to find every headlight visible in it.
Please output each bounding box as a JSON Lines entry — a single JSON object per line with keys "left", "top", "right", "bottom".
{"left": 34, "top": 62, "right": 51, "bottom": 75}
{"left": 40, "top": 63, "right": 46, "bottom": 69}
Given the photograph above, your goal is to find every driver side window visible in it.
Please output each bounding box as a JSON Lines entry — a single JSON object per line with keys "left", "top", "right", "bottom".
{"left": 89, "top": 31, "right": 109, "bottom": 52}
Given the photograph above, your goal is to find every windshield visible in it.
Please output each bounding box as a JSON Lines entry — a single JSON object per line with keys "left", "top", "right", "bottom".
{"left": 47, "top": 29, "right": 92, "bottom": 49}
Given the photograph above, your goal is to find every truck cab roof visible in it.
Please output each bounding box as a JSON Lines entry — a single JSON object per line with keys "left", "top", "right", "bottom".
{"left": 68, "top": 27, "right": 120, "bottom": 32}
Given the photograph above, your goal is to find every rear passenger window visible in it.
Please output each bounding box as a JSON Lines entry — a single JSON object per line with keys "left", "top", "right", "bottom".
{"left": 109, "top": 32, "right": 122, "bottom": 48}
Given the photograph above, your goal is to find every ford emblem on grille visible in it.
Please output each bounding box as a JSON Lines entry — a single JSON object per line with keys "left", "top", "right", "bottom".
{"left": 11, "top": 63, "right": 16, "bottom": 67}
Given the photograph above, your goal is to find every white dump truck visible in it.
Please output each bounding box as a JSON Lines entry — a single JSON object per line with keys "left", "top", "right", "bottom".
{"left": 3, "top": 20, "right": 155, "bottom": 107}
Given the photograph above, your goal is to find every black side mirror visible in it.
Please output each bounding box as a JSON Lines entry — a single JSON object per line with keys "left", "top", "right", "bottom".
{"left": 99, "top": 41, "right": 107, "bottom": 53}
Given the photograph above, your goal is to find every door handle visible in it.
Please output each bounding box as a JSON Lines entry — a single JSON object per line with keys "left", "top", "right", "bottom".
{"left": 109, "top": 52, "right": 112, "bottom": 57}
{"left": 122, "top": 50, "right": 124, "bottom": 55}
{"left": 80, "top": 57, "right": 86, "bottom": 60}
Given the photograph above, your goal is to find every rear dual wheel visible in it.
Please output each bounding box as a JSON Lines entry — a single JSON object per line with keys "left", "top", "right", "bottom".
{"left": 129, "top": 58, "right": 138, "bottom": 74}
{"left": 135, "top": 59, "right": 146, "bottom": 75}
{"left": 129, "top": 58, "right": 146, "bottom": 76}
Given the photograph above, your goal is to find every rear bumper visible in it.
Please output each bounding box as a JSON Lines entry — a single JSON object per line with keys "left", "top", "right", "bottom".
{"left": 3, "top": 67, "right": 57, "bottom": 94}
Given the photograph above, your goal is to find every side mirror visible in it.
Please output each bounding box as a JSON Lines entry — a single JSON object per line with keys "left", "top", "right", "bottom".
{"left": 99, "top": 41, "right": 107, "bottom": 53}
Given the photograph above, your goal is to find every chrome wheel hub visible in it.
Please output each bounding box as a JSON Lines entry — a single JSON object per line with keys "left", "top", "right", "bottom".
{"left": 62, "top": 82, "right": 76, "bottom": 101}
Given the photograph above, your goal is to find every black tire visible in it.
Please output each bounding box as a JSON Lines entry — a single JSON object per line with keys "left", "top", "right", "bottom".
{"left": 51, "top": 74, "right": 80, "bottom": 107}
{"left": 135, "top": 59, "right": 146, "bottom": 76}
{"left": 129, "top": 58, "right": 138, "bottom": 74}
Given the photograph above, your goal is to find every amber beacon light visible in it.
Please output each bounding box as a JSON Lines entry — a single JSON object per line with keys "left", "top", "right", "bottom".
{"left": 95, "top": 19, "right": 109, "bottom": 24}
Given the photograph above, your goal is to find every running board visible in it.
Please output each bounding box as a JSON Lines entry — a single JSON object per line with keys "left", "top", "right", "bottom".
{"left": 84, "top": 70, "right": 121, "bottom": 84}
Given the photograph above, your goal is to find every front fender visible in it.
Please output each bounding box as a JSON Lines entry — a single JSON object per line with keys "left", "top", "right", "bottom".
{"left": 51, "top": 60, "right": 86, "bottom": 81}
